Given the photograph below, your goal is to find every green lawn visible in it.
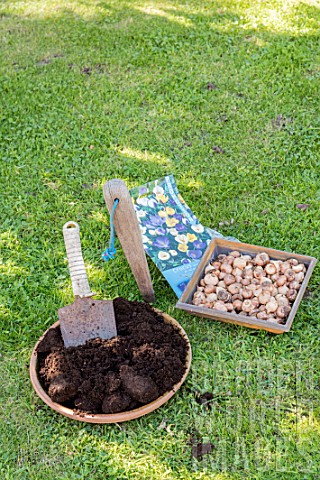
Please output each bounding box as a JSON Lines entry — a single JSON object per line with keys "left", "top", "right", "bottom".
{"left": 1, "top": 0, "right": 320, "bottom": 478}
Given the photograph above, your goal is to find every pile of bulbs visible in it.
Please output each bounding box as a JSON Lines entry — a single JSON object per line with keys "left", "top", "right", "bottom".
{"left": 192, "top": 251, "right": 306, "bottom": 324}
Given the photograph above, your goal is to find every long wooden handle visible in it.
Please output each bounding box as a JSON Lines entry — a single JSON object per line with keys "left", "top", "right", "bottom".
{"left": 103, "top": 179, "right": 155, "bottom": 303}
{"left": 63, "top": 221, "right": 93, "bottom": 298}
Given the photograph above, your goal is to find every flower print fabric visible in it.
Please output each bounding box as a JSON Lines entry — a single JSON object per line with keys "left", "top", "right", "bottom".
{"left": 130, "top": 175, "right": 210, "bottom": 297}
{"left": 130, "top": 175, "right": 237, "bottom": 297}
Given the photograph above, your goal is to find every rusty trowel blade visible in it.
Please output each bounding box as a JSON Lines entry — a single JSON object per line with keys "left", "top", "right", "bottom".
{"left": 58, "top": 297, "right": 117, "bottom": 348}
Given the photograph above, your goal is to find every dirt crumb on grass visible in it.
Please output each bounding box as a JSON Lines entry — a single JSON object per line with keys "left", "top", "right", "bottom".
{"left": 36, "top": 298, "right": 188, "bottom": 414}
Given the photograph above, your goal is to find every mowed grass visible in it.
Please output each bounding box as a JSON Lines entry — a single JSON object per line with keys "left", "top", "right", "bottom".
{"left": 0, "top": 0, "right": 320, "bottom": 478}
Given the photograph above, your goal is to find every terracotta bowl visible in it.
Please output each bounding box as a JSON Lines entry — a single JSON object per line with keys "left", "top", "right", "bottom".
{"left": 30, "top": 311, "right": 192, "bottom": 423}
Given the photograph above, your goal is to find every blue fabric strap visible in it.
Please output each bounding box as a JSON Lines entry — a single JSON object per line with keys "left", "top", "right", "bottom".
{"left": 102, "top": 199, "right": 119, "bottom": 261}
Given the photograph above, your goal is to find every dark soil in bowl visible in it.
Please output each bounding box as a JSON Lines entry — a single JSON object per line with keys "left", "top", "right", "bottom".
{"left": 36, "top": 298, "right": 188, "bottom": 414}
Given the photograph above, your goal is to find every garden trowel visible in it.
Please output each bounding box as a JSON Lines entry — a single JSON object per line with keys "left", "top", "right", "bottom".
{"left": 58, "top": 221, "right": 117, "bottom": 347}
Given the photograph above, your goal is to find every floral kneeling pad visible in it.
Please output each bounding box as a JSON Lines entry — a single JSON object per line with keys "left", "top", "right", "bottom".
{"left": 130, "top": 175, "right": 226, "bottom": 297}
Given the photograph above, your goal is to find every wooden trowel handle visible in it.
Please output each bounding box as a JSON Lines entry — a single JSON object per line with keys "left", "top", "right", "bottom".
{"left": 103, "top": 179, "right": 155, "bottom": 303}
{"left": 63, "top": 221, "right": 94, "bottom": 298}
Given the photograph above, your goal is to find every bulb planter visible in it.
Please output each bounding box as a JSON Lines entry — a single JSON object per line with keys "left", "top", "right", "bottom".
{"left": 176, "top": 238, "right": 317, "bottom": 334}
{"left": 30, "top": 310, "right": 192, "bottom": 423}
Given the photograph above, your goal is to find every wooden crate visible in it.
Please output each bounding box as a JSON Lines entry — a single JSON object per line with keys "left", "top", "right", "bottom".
{"left": 176, "top": 238, "right": 317, "bottom": 334}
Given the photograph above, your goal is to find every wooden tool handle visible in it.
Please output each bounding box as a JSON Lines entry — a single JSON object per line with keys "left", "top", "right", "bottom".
{"left": 63, "top": 221, "right": 94, "bottom": 298}
{"left": 103, "top": 179, "right": 155, "bottom": 303}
